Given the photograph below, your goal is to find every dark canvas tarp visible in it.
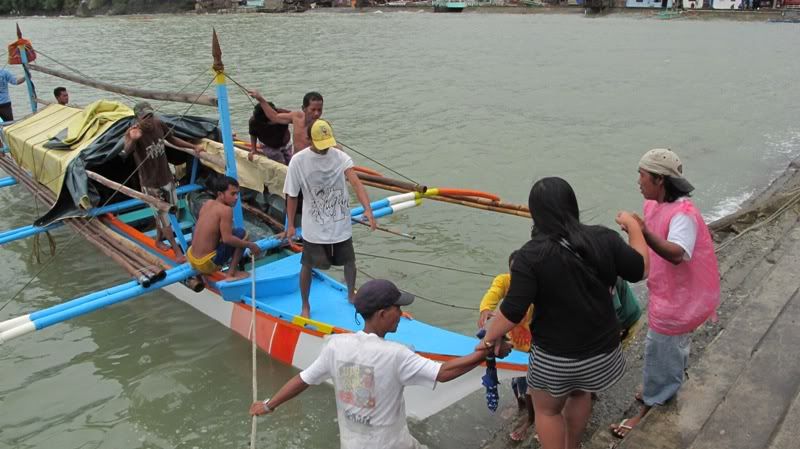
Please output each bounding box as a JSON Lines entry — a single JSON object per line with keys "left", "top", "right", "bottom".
{"left": 34, "top": 114, "right": 219, "bottom": 226}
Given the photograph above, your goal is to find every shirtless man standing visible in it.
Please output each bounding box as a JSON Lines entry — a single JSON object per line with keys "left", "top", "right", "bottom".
{"left": 248, "top": 90, "right": 323, "bottom": 153}
{"left": 186, "top": 176, "right": 262, "bottom": 281}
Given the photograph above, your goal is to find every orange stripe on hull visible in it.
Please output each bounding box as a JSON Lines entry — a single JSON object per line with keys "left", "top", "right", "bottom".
{"left": 270, "top": 325, "right": 301, "bottom": 364}
{"left": 231, "top": 303, "right": 277, "bottom": 352}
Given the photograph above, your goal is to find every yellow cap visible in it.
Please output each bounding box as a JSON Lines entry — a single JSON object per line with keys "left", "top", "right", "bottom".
{"left": 310, "top": 119, "right": 336, "bottom": 150}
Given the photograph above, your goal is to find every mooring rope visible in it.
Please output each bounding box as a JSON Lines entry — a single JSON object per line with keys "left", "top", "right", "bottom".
{"left": 355, "top": 251, "right": 497, "bottom": 278}
{"left": 357, "top": 267, "right": 479, "bottom": 311}
{"left": 249, "top": 254, "right": 258, "bottom": 449}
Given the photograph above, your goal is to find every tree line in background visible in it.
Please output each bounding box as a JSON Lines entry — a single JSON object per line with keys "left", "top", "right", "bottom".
{"left": 0, "top": 0, "right": 194, "bottom": 15}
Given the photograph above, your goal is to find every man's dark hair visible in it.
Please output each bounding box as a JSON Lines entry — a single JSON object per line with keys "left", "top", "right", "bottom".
{"left": 53, "top": 86, "right": 67, "bottom": 98}
{"left": 649, "top": 172, "right": 692, "bottom": 203}
{"left": 208, "top": 175, "right": 239, "bottom": 195}
{"left": 302, "top": 91, "right": 323, "bottom": 108}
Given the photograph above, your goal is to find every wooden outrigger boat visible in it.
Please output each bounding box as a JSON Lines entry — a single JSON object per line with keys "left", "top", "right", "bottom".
{"left": 0, "top": 27, "right": 531, "bottom": 420}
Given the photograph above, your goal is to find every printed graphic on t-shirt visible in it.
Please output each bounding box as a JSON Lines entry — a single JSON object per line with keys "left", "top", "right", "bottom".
{"left": 145, "top": 139, "right": 166, "bottom": 160}
{"left": 336, "top": 362, "right": 376, "bottom": 425}
{"left": 309, "top": 185, "right": 348, "bottom": 226}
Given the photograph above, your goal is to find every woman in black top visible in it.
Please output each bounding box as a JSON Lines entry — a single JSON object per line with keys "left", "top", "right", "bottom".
{"left": 479, "top": 177, "right": 649, "bottom": 449}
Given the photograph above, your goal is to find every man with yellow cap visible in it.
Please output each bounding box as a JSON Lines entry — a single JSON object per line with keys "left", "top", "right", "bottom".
{"left": 283, "top": 119, "right": 377, "bottom": 318}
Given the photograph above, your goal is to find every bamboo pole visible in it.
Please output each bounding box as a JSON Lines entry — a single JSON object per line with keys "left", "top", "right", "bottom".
{"left": 444, "top": 194, "right": 530, "bottom": 213}
{"left": 96, "top": 217, "right": 173, "bottom": 271}
{"left": 168, "top": 142, "right": 226, "bottom": 168}
{"left": 355, "top": 172, "right": 427, "bottom": 193}
{"left": 0, "top": 155, "right": 178, "bottom": 284}
{"left": 355, "top": 171, "right": 529, "bottom": 216}
{"left": 27, "top": 64, "right": 218, "bottom": 107}
{"left": 360, "top": 180, "right": 531, "bottom": 218}
{"left": 69, "top": 221, "right": 141, "bottom": 278}
{"left": 241, "top": 203, "right": 284, "bottom": 231}
{"left": 86, "top": 171, "right": 174, "bottom": 213}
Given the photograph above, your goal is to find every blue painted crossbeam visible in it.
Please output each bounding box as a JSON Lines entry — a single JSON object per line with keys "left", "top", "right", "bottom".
{"left": 0, "top": 176, "right": 18, "bottom": 188}
{"left": 0, "top": 236, "right": 283, "bottom": 344}
{"left": 0, "top": 184, "right": 203, "bottom": 246}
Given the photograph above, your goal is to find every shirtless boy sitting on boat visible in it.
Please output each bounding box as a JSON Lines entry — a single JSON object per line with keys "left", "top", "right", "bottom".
{"left": 186, "top": 176, "right": 261, "bottom": 281}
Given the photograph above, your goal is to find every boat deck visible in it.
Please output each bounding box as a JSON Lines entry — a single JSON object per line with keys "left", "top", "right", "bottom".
{"left": 221, "top": 253, "right": 529, "bottom": 365}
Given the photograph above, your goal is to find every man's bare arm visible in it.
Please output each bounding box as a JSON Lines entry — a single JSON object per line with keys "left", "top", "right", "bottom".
{"left": 166, "top": 135, "right": 203, "bottom": 153}
{"left": 219, "top": 207, "right": 260, "bottom": 254}
{"left": 284, "top": 195, "right": 299, "bottom": 241}
{"left": 248, "top": 90, "right": 296, "bottom": 125}
{"left": 345, "top": 168, "right": 376, "bottom": 231}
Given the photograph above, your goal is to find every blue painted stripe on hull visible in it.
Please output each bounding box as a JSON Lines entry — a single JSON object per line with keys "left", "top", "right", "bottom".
{"left": 235, "top": 254, "right": 528, "bottom": 365}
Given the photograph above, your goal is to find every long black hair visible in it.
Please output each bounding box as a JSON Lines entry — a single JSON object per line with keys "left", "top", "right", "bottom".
{"left": 528, "top": 177, "right": 604, "bottom": 277}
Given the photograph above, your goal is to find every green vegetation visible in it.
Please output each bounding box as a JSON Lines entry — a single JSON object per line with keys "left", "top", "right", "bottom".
{"left": 0, "top": 0, "right": 195, "bottom": 15}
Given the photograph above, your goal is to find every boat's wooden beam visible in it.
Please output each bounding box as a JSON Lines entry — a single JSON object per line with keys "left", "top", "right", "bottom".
{"left": 28, "top": 64, "right": 218, "bottom": 107}
{"left": 85, "top": 170, "right": 175, "bottom": 213}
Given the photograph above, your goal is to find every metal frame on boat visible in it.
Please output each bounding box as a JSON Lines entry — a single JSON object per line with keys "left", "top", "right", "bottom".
{"left": 0, "top": 26, "right": 529, "bottom": 420}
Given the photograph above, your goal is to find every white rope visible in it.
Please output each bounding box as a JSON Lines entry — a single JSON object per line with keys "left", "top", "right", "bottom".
{"left": 249, "top": 254, "right": 258, "bottom": 449}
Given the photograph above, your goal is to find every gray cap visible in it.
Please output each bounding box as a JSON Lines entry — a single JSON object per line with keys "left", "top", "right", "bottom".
{"left": 133, "top": 101, "right": 154, "bottom": 120}
{"left": 638, "top": 148, "right": 694, "bottom": 193}
{"left": 353, "top": 279, "right": 414, "bottom": 316}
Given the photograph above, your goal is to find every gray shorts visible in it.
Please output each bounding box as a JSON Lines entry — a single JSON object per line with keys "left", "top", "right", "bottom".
{"left": 301, "top": 238, "right": 355, "bottom": 269}
{"left": 642, "top": 328, "right": 691, "bottom": 406}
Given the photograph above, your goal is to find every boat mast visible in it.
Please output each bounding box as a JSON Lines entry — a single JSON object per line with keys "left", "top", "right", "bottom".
{"left": 15, "top": 24, "right": 37, "bottom": 114}
{"left": 211, "top": 30, "right": 244, "bottom": 229}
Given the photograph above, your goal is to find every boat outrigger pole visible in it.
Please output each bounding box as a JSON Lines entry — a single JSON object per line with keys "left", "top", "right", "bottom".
{"left": 211, "top": 29, "right": 244, "bottom": 229}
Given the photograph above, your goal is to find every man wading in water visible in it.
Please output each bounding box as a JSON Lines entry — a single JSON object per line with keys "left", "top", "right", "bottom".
{"left": 250, "top": 278, "right": 513, "bottom": 449}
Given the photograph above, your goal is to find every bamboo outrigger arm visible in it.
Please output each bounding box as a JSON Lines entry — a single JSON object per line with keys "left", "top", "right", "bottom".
{"left": 166, "top": 141, "right": 226, "bottom": 167}
{"left": 27, "top": 63, "right": 218, "bottom": 107}
{"left": 85, "top": 170, "right": 175, "bottom": 213}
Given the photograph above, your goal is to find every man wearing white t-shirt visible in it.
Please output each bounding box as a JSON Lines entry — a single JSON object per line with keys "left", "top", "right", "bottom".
{"left": 250, "top": 279, "right": 512, "bottom": 449}
{"left": 283, "top": 119, "right": 376, "bottom": 318}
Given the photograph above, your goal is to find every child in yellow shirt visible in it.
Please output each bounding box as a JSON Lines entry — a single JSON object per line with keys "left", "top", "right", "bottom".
{"left": 478, "top": 251, "right": 535, "bottom": 442}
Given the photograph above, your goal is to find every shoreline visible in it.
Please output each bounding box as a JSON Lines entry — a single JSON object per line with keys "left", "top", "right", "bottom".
{"left": 2, "top": 5, "right": 798, "bottom": 21}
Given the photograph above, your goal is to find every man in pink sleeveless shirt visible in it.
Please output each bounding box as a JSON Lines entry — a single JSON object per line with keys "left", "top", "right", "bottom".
{"left": 610, "top": 148, "right": 720, "bottom": 439}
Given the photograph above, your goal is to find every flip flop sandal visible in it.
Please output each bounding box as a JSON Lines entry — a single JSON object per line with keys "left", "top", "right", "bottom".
{"left": 610, "top": 418, "right": 634, "bottom": 439}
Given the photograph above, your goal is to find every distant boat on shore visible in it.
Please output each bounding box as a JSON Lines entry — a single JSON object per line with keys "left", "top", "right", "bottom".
{"left": 432, "top": 0, "right": 466, "bottom": 12}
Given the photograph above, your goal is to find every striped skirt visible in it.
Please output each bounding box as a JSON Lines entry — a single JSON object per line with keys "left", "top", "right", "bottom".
{"left": 527, "top": 344, "right": 626, "bottom": 397}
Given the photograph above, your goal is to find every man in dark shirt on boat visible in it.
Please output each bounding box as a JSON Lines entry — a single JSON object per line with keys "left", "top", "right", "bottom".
{"left": 248, "top": 89, "right": 323, "bottom": 153}
{"left": 120, "top": 101, "right": 203, "bottom": 262}
{"left": 187, "top": 176, "right": 261, "bottom": 280}
{"left": 247, "top": 102, "right": 292, "bottom": 165}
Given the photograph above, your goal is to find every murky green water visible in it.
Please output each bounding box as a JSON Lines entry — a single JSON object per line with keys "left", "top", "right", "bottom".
{"left": 0, "top": 11, "right": 798, "bottom": 449}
